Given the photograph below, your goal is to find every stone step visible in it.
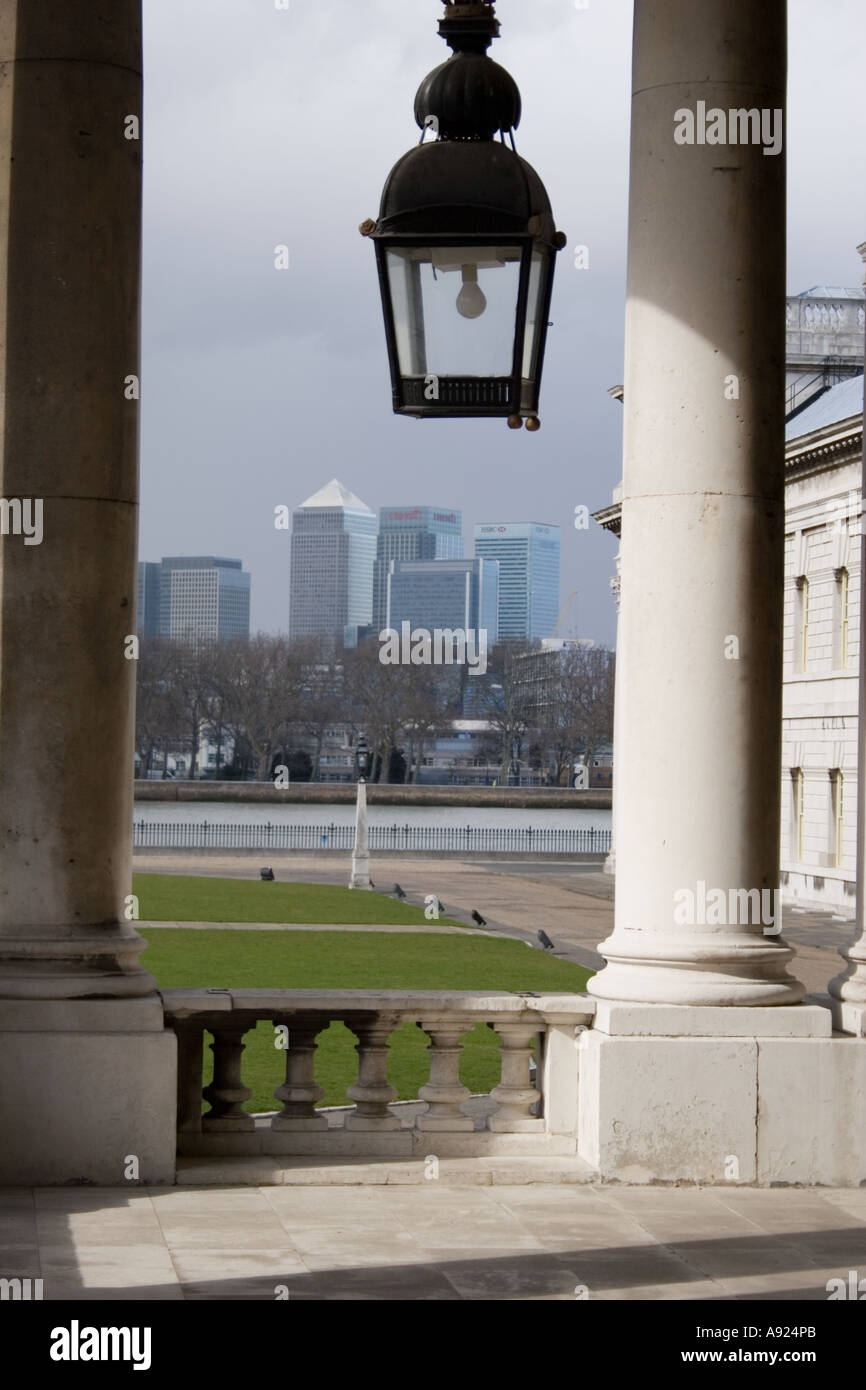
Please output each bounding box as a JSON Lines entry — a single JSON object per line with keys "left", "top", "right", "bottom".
{"left": 175, "top": 1154, "right": 598, "bottom": 1187}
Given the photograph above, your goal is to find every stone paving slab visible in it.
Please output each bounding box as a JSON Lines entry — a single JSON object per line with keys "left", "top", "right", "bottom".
{"left": 3, "top": 1182, "right": 864, "bottom": 1301}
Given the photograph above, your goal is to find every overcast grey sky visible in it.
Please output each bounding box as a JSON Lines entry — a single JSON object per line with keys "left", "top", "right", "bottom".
{"left": 139, "top": 0, "right": 866, "bottom": 645}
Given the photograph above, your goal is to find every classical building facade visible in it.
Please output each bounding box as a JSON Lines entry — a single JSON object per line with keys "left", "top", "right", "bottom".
{"left": 781, "top": 375, "right": 863, "bottom": 909}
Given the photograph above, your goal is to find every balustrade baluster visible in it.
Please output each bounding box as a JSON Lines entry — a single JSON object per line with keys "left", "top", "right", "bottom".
{"left": 175, "top": 1022, "right": 204, "bottom": 1136}
{"left": 272, "top": 1025, "right": 327, "bottom": 1130}
{"left": 202, "top": 1025, "right": 254, "bottom": 1131}
{"left": 416, "top": 1024, "right": 474, "bottom": 1131}
{"left": 345, "top": 1022, "right": 400, "bottom": 1130}
{"left": 487, "top": 1024, "right": 544, "bottom": 1132}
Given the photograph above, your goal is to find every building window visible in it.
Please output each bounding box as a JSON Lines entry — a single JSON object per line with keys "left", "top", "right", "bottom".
{"left": 791, "top": 768, "right": 804, "bottom": 862}
{"left": 831, "top": 769, "right": 844, "bottom": 868}
{"left": 835, "top": 567, "right": 849, "bottom": 670}
{"left": 795, "top": 576, "right": 809, "bottom": 673}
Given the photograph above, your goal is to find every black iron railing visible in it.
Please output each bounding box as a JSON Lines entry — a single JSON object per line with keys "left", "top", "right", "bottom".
{"left": 133, "top": 821, "right": 611, "bottom": 854}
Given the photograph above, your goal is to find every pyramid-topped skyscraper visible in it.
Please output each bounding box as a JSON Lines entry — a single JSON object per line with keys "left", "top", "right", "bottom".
{"left": 289, "top": 479, "right": 376, "bottom": 646}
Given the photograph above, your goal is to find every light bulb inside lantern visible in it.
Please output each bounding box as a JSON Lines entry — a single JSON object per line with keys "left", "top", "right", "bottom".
{"left": 456, "top": 264, "right": 487, "bottom": 319}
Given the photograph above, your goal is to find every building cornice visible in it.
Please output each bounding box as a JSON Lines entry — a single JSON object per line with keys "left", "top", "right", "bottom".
{"left": 785, "top": 414, "right": 862, "bottom": 481}
{"left": 592, "top": 503, "right": 622, "bottom": 536}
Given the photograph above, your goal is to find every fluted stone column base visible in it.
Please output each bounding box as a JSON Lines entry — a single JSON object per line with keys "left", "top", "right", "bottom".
{"left": 0, "top": 997, "right": 176, "bottom": 1185}
{"left": 588, "top": 932, "right": 806, "bottom": 1008}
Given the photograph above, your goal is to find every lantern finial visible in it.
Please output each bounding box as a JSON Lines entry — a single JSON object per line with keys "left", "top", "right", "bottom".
{"left": 438, "top": 2, "right": 500, "bottom": 55}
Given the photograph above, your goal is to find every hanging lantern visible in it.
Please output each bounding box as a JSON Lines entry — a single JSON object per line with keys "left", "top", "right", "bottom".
{"left": 361, "top": 1, "right": 566, "bottom": 428}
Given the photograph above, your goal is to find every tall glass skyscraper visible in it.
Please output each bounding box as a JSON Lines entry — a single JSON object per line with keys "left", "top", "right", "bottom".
{"left": 289, "top": 479, "right": 376, "bottom": 646}
{"left": 137, "top": 561, "right": 162, "bottom": 637}
{"left": 386, "top": 558, "right": 498, "bottom": 642}
{"left": 157, "top": 556, "right": 251, "bottom": 641}
{"left": 373, "top": 505, "right": 463, "bottom": 634}
{"left": 473, "top": 522, "right": 560, "bottom": 640}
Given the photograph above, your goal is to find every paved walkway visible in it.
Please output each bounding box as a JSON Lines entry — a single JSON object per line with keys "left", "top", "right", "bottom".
{"left": 143, "top": 922, "right": 492, "bottom": 935}
{"left": 5, "top": 1182, "right": 865, "bottom": 1300}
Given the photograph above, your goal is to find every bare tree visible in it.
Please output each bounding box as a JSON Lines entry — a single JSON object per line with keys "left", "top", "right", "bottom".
{"left": 533, "top": 645, "right": 615, "bottom": 784}
{"left": 344, "top": 641, "right": 412, "bottom": 783}
{"left": 134, "top": 637, "right": 177, "bottom": 778}
{"left": 400, "top": 663, "right": 444, "bottom": 784}
{"left": 221, "top": 635, "right": 300, "bottom": 782}
{"left": 161, "top": 638, "right": 222, "bottom": 780}
{"left": 289, "top": 636, "right": 341, "bottom": 782}
{"left": 476, "top": 640, "right": 533, "bottom": 782}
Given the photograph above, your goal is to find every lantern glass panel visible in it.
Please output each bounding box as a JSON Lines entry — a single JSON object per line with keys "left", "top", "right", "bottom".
{"left": 386, "top": 245, "right": 523, "bottom": 380}
{"left": 521, "top": 250, "right": 549, "bottom": 383}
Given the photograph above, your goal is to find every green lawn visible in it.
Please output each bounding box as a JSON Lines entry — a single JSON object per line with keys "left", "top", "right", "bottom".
{"left": 141, "top": 926, "right": 591, "bottom": 1112}
{"left": 133, "top": 873, "right": 465, "bottom": 927}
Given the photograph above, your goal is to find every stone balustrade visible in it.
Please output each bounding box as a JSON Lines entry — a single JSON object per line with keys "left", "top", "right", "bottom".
{"left": 161, "top": 989, "right": 594, "bottom": 1158}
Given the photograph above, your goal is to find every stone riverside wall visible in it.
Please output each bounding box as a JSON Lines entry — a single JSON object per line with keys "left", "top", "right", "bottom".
{"left": 133, "top": 782, "right": 612, "bottom": 811}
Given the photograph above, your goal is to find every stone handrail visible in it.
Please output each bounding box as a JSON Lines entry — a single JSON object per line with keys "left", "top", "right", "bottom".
{"left": 160, "top": 989, "right": 595, "bottom": 1158}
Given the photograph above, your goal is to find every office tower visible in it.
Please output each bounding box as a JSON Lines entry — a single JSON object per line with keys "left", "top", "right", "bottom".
{"left": 158, "top": 556, "right": 251, "bottom": 641}
{"left": 473, "top": 522, "right": 560, "bottom": 640}
{"left": 289, "top": 479, "right": 376, "bottom": 646}
{"left": 372, "top": 506, "right": 463, "bottom": 633}
{"left": 386, "top": 557, "right": 498, "bottom": 643}
{"left": 137, "top": 561, "right": 162, "bottom": 637}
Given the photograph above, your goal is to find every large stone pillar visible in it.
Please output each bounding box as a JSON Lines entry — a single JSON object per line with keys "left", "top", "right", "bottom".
{"left": 602, "top": 542, "right": 621, "bottom": 875}
{"left": 829, "top": 239, "right": 866, "bottom": 1035}
{"left": 0, "top": 1, "right": 175, "bottom": 1183}
{"left": 587, "top": 0, "right": 803, "bottom": 1008}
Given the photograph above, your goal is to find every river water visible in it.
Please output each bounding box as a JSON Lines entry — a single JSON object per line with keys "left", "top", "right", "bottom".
{"left": 133, "top": 802, "right": 611, "bottom": 833}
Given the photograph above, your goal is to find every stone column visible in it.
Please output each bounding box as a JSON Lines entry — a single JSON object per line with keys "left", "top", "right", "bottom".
{"left": 829, "top": 239, "right": 866, "bottom": 1035}
{"left": 348, "top": 778, "right": 372, "bottom": 889}
{"left": 603, "top": 544, "right": 621, "bottom": 875}
{"left": 587, "top": 0, "right": 803, "bottom": 1007}
{"left": 0, "top": 1, "right": 175, "bottom": 1183}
